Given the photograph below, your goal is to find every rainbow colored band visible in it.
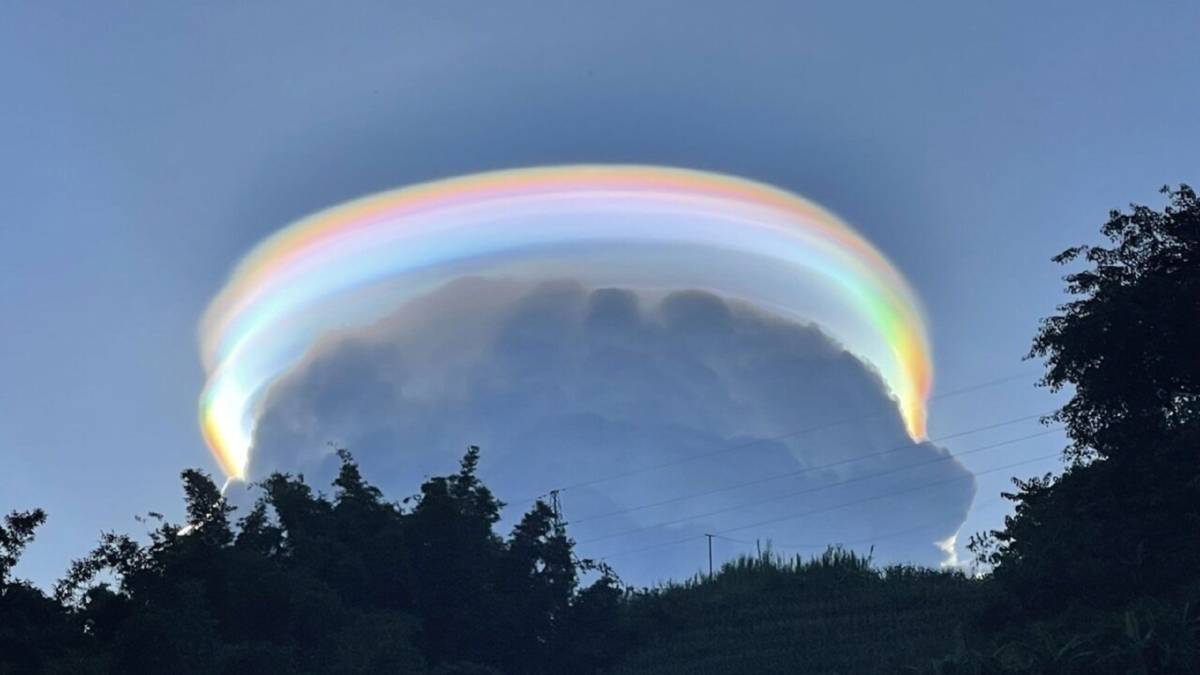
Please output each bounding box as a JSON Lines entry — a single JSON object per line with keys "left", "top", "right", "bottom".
{"left": 199, "top": 166, "right": 932, "bottom": 479}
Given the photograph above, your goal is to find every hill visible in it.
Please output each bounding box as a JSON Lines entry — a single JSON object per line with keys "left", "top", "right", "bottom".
{"left": 614, "top": 549, "right": 980, "bottom": 675}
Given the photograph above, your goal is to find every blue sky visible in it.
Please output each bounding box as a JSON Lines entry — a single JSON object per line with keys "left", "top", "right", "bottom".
{"left": 2, "top": 2, "right": 1197, "bottom": 586}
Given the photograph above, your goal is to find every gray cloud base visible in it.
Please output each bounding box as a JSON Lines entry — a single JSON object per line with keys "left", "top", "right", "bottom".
{"left": 250, "top": 278, "right": 975, "bottom": 583}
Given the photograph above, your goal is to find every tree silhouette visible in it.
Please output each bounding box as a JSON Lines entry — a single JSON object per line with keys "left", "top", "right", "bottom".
{"left": 0, "top": 509, "right": 45, "bottom": 590}
{"left": 24, "top": 446, "right": 639, "bottom": 674}
{"left": 1031, "top": 184, "right": 1199, "bottom": 463}
{"left": 973, "top": 185, "right": 1200, "bottom": 615}
{"left": 1, "top": 508, "right": 90, "bottom": 674}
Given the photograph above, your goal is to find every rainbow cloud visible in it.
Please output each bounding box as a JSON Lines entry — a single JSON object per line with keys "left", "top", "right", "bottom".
{"left": 199, "top": 166, "right": 932, "bottom": 479}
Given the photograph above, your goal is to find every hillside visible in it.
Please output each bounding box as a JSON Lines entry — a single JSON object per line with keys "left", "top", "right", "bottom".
{"left": 615, "top": 550, "right": 980, "bottom": 675}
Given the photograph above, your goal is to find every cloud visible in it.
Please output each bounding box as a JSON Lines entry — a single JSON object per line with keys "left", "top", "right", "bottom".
{"left": 250, "top": 278, "right": 974, "bottom": 583}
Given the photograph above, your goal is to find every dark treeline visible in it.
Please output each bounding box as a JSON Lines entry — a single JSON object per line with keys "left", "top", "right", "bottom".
{"left": 1, "top": 186, "right": 1197, "bottom": 674}
{"left": 2, "top": 446, "right": 632, "bottom": 675}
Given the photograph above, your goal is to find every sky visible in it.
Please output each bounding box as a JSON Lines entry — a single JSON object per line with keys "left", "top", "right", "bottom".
{"left": 2, "top": 2, "right": 1198, "bottom": 588}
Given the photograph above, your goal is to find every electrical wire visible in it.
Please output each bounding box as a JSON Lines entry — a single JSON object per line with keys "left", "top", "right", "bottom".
{"left": 509, "top": 369, "right": 1041, "bottom": 507}
{"left": 579, "top": 427, "right": 1063, "bottom": 546}
{"left": 571, "top": 410, "right": 1053, "bottom": 525}
{"left": 596, "top": 451, "right": 1061, "bottom": 560}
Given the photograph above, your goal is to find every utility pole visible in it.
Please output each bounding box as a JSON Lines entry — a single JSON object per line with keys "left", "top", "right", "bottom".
{"left": 548, "top": 490, "right": 562, "bottom": 526}
{"left": 706, "top": 534, "right": 714, "bottom": 580}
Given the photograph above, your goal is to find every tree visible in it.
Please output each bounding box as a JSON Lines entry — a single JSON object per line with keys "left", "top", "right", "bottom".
{"left": 1, "top": 509, "right": 101, "bottom": 673}
{"left": 498, "top": 500, "right": 578, "bottom": 673}
{"left": 10, "top": 445, "right": 638, "bottom": 673}
{"left": 1029, "top": 184, "right": 1199, "bottom": 463}
{"left": 554, "top": 572, "right": 632, "bottom": 674}
{"left": 0, "top": 509, "right": 46, "bottom": 590}
{"left": 407, "top": 447, "right": 506, "bottom": 667}
{"left": 972, "top": 185, "right": 1200, "bottom": 615}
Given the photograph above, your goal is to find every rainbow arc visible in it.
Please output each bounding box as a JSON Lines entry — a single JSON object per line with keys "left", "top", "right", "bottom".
{"left": 199, "top": 166, "right": 932, "bottom": 479}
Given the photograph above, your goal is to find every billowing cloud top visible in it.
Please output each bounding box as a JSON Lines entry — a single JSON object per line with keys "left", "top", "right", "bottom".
{"left": 200, "top": 166, "right": 932, "bottom": 479}
{"left": 249, "top": 281, "right": 972, "bottom": 579}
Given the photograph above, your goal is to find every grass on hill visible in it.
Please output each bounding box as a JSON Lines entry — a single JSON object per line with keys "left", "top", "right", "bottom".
{"left": 615, "top": 547, "right": 984, "bottom": 675}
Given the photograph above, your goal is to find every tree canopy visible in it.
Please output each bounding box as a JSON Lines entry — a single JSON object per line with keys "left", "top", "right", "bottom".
{"left": 2, "top": 447, "right": 628, "bottom": 675}
{"left": 1030, "top": 184, "right": 1199, "bottom": 463}
{"left": 973, "top": 185, "right": 1200, "bottom": 616}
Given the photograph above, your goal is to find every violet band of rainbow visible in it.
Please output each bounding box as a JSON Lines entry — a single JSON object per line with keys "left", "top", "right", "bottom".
{"left": 199, "top": 165, "right": 932, "bottom": 479}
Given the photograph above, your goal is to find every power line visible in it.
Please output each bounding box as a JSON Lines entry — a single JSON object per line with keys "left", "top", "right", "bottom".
{"left": 718, "top": 520, "right": 953, "bottom": 550}
{"left": 717, "top": 452, "right": 1058, "bottom": 537}
{"left": 706, "top": 533, "right": 714, "bottom": 579}
{"left": 714, "top": 519, "right": 954, "bottom": 550}
{"left": 710, "top": 495, "right": 1010, "bottom": 550}
{"left": 509, "top": 369, "right": 1040, "bottom": 507}
{"left": 579, "top": 427, "right": 1063, "bottom": 546}
{"left": 571, "top": 410, "right": 1053, "bottom": 525}
{"left": 596, "top": 451, "right": 1061, "bottom": 561}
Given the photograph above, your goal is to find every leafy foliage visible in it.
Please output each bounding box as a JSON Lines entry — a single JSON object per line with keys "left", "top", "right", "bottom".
{"left": 970, "top": 185, "right": 1200, "bottom": 617}
{"left": 1030, "top": 185, "right": 1199, "bottom": 463}
{"left": 4, "top": 446, "right": 624, "bottom": 674}
{"left": 0, "top": 509, "right": 46, "bottom": 589}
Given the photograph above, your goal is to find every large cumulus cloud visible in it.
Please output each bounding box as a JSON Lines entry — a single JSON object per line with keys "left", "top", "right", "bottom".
{"left": 250, "top": 278, "right": 974, "bottom": 583}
